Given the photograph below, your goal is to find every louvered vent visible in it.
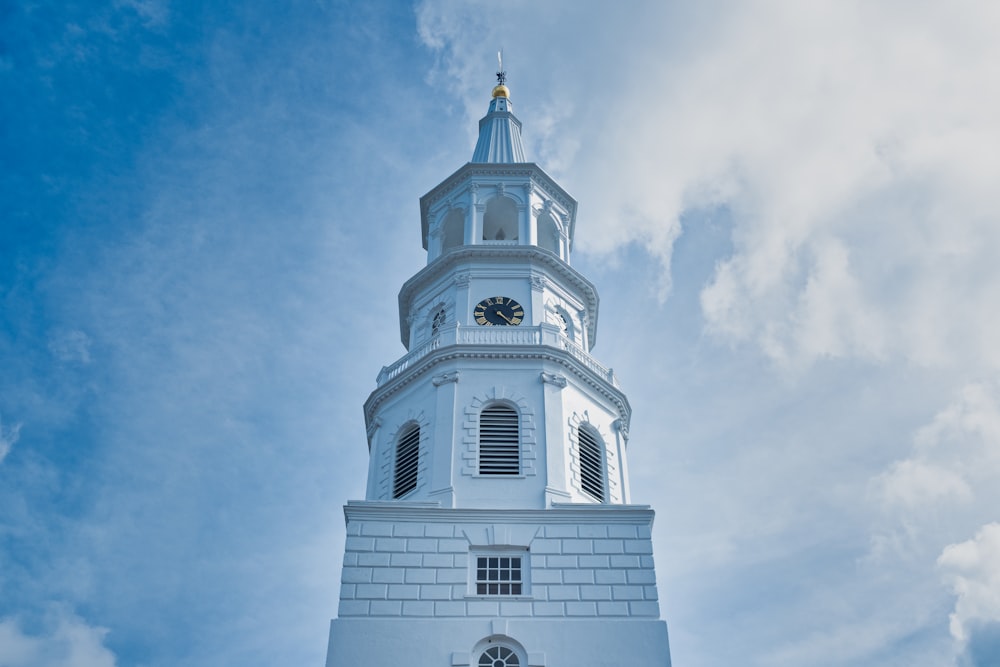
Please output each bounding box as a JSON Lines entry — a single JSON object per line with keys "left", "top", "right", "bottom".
{"left": 479, "top": 405, "right": 520, "bottom": 475}
{"left": 578, "top": 427, "right": 605, "bottom": 501}
{"left": 393, "top": 425, "right": 420, "bottom": 498}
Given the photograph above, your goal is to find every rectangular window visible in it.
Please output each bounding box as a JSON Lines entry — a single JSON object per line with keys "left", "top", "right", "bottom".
{"left": 475, "top": 556, "right": 523, "bottom": 595}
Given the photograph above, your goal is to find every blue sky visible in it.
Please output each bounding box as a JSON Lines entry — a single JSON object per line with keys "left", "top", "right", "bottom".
{"left": 2, "top": 1, "right": 999, "bottom": 666}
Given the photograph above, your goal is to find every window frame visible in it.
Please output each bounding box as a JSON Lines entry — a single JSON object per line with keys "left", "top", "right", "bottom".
{"left": 469, "top": 548, "right": 530, "bottom": 598}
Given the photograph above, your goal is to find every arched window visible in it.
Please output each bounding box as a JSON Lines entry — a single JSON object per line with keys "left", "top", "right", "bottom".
{"left": 578, "top": 426, "right": 605, "bottom": 502}
{"left": 479, "top": 405, "right": 519, "bottom": 475}
{"left": 478, "top": 645, "right": 519, "bottom": 667}
{"left": 431, "top": 308, "right": 446, "bottom": 335}
{"left": 393, "top": 424, "right": 420, "bottom": 498}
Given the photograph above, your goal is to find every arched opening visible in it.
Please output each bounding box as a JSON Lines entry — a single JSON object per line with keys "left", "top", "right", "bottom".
{"left": 483, "top": 197, "right": 518, "bottom": 242}
{"left": 441, "top": 209, "right": 465, "bottom": 251}
{"left": 547, "top": 305, "right": 574, "bottom": 340}
{"left": 472, "top": 635, "right": 530, "bottom": 667}
{"left": 536, "top": 210, "right": 560, "bottom": 255}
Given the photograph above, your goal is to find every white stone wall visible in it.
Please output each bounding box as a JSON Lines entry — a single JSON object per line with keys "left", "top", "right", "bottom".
{"left": 337, "top": 505, "right": 660, "bottom": 620}
{"left": 326, "top": 618, "right": 672, "bottom": 667}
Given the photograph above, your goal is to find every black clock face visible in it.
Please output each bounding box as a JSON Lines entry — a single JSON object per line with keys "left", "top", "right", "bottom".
{"left": 473, "top": 297, "right": 524, "bottom": 326}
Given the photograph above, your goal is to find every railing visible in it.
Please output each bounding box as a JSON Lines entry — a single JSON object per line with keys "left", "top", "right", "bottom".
{"left": 456, "top": 327, "right": 541, "bottom": 346}
{"left": 376, "top": 325, "right": 619, "bottom": 388}
{"left": 557, "top": 336, "right": 619, "bottom": 388}
{"left": 376, "top": 335, "right": 441, "bottom": 385}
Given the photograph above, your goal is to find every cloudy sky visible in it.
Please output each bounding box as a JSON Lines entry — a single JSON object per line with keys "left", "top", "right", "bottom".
{"left": 2, "top": 1, "right": 999, "bottom": 666}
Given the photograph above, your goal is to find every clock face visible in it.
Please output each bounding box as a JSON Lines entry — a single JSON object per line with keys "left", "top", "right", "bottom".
{"left": 473, "top": 297, "right": 524, "bottom": 326}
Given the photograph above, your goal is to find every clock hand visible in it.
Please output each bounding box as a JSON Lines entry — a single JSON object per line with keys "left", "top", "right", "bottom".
{"left": 496, "top": 310, "right": 515, "bottom": 324}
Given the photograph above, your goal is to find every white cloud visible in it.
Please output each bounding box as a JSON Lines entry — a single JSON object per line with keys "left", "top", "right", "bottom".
{"left": 938, "top": 523, "right": 1000, "bottom": 643}
{"left": 47, "top": 330, "right": 92, "bottom": 365}
{"left": 868, "top": 383, "right": 1000, "bottom": 659}
{"left": 0, "top": 415, "right": 20, "bottom": 464}
{"left": 418, "top": 0, "right": 1000, "bottom": 370}
{"left": 676, "top": 1, "right": 1000, "bottom": 370}
{"left": 877, "top": 459, "right": 972, "bottom": 509}
{"left": 872, "top": 381, "right": 1000, "bottom": 520}
{"left": 0, "top": 608, "right": 116, "bottom": 667}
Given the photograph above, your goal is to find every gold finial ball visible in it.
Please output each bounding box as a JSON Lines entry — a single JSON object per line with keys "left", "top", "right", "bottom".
{"left": 492, "top": 84, "right": 510, "bottom": 99}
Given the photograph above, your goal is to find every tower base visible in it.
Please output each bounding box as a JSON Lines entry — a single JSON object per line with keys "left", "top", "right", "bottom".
{"left": 326, "top": 617, "right": 671, "bottom": 666}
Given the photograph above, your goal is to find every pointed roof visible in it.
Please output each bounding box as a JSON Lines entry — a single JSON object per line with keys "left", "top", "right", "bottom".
{"left": 471, "top": 79, "right": 526, "bottom": 163}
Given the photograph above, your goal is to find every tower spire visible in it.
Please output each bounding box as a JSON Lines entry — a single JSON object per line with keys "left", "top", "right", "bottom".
{"left": 472, "top": 53, "right": 524, "bottom": 163}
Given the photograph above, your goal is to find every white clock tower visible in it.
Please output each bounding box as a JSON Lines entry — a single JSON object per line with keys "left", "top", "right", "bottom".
{"left": 324, "top": 70, "right": 673, "bottom": 667}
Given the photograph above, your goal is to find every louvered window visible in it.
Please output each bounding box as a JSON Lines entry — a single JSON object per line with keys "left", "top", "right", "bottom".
{"left": 393, "top": 424, "right": 420, "bottom": 498}
{"left": 479, "top": 405, "right": 520, "bottom": 475}
{"left": 578, "top": 426, "right": 605, "bottom": 501}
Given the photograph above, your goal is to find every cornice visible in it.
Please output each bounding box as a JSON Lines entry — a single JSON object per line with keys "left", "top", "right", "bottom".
{"left": 420, "top": 162, "right": 577, "bottom": 220}
{"left": 398, "top": 246, "right": 600, "bottom": 348}
{"left": 344, "top": 501, "right": 655, "bottom": 525}
{"left": 363, "top": 343, "right": 631, "bottom": 434}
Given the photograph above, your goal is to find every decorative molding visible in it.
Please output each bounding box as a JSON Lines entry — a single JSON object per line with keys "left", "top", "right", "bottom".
{"left": 612, "top": 417, "right": 629, "bottom": 443}
{"left": 496, "top": 182, "right": 505, "bottom": 197}
{"left": 365, "top": 345, "right": 630, "bottom": 433}
{"left": 421, "top": 164, "right": 577, "bottom": 216}
{"left": 529, "top": 274, "right": 548, "bottom": 292}
{"left": 366, "top": 416, "right": 382, "bottom": 441}
{"left": 344, "top": 501, "right": 655, "bottom": 524}
{"left": 539, "top": 371, "right": 567, "bottom": 388}
{"left": 453, "top": 272, "right": 471, "bottom": 288}
{"left": 432, "top": 371, "right": 460, "bottom": 386}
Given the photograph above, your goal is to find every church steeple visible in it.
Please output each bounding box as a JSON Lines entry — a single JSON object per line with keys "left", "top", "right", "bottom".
{"left": 471, "top": 57, "right": 525, "bottom": 163}
{"left": 324, "top": 62, "right": 672, "bottom": 667}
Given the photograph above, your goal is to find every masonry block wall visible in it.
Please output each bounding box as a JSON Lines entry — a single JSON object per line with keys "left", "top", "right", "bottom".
{"left": 337, "top": 504, "right": 660, "bottom": 620}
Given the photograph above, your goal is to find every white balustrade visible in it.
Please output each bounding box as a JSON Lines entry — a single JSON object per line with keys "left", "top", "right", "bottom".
{"left": 376, "top": 325, "right": 618, "bottom": 387}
